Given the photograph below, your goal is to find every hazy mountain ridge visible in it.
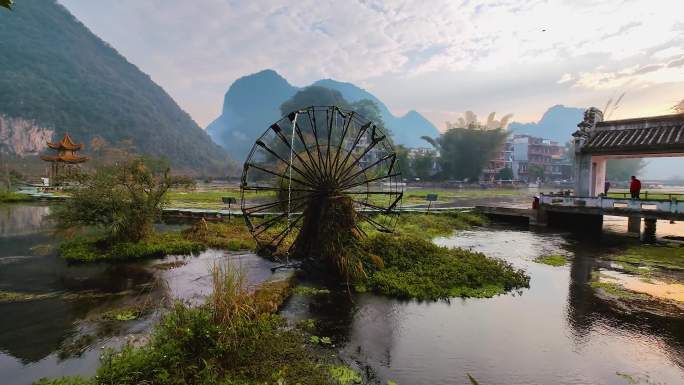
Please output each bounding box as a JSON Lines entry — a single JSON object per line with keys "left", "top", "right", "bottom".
{"left": 508, "top": 105, "right": 585, "bottom": 143}
{"left": 207, "top": 70, "right": 440, "bottom": 160}
{"left": 0, "top": 0, "right": 230, "bottom": 175}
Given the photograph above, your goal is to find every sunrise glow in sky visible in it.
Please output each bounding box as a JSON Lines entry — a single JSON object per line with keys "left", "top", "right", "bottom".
{"left": 61, "top": 0, "right": 684, "bottom": 130}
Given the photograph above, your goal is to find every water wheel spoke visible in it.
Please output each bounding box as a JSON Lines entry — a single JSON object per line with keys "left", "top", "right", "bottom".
{"left": 269, "top": 123, "right": 321, "bottom": 184}
{"left": 356, "top": 211, "right": 393, "bottom": 233}
{"left": 245, "top": 163, "right": 317, "bottom": 189}
{"left": 340, "top": 172, "right": 402, "bottom": 191}
{"left": 337, "top": 153, "right": 396, "bottom": 189}
{"left": 243, "top": 193, "right": 318, "bottom": 215}
{"left": 255, "top": 139, "right": 318, "bottom": 186}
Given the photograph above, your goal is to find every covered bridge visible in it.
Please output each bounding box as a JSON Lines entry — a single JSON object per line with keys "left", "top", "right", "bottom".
{"left": 573, "top": 109, "right": 684, "bottom": 197}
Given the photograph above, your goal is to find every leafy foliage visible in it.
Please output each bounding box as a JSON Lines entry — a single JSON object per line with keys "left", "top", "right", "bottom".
{"left": 52, "top": 157, "right": 193, "bottom": 243}
{"left": 496, "top": 167, "right": 514, "bottom": 180}
{"left": 422, "top": 126, "right": 509, "bottom": 181}
{"left": 606, "top": 159, "right": 647, "bottom": 182}
{"left": 0, "top": 0, "right": 229, "bottom": 175}
{"left": 279, "top": 86, "right": 390, "bottom": 140}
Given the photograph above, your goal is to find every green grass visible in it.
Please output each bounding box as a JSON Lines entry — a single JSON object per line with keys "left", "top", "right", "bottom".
{"left": 364, "top": 211, "right": 486, "bottom": 240}
{"left": 167, "top": 188, "right": 273, "bottom": 209}
{"left": 361, "top": 235, "right": 530, "bottom": 300}
{"left": 182, "top": 219, "right": 256, "bottom": 251}
{"left": 610, "top": 244, "right": 684, "bottom": 271}
{"left": 534, "top": 254, "right": 569, "bottom": 267}
{"left": 0, "top": 191, "right": 34, "bottom": 202}
{"left": 589, "top": 281, "right": 649, "bottom": 300}
{"left": 59, "top": 232, "right": 205, "bottom": 262}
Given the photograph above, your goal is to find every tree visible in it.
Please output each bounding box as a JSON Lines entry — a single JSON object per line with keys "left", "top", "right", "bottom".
{"left": 496, "top": 167, "right": 514, "bottom": 180}
{"left": 280, "top": 86, "right": 349, "bottom": 115}
{"left": 422, "top": 127, "right": 509, "bottom": 181}
{"left": 606, "top": 159, "right": 647, "bottom": 182}
{"left": 413, "top": 153, "right": 435, "bottom": 179}
{"left": 1, "top": 1, "right": 11, "bottom": 10}
{"left": 528, "top": 164, "right": 545, "bottom": 182}
{"left": 395, "top": 145, "right": 413, "bottom": 179}
{"left": 52, "top": 158, "right": 193, "bottom": 242}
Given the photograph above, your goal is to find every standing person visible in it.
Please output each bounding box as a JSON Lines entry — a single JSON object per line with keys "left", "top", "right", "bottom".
{"left": 630, "top": 176, "right": 641, "bottom": 199}
{"left": 604, "top": 181, "right": 611, "bottom": 196}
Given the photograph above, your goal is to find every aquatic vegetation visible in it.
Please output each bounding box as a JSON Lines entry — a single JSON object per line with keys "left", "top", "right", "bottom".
{"left": 36, "top": 264, "right": 338, "bottom": 385}
{"left": 101, "top": 306, "right": 144, "bottom": 322}
{"left": 0, "top": 192, "right": 34, "bottom": 202}
{"left": 152, "top": 259, "right": 189, "bottom": 270}
{"left": 327, "top": 365, "right": 362, "bottom": 385}
{"left": 309, "top": 335, "right": 332, "bottom": 345}
{"left": 611, "top": 244, "right": 684, "bottom": 271}
{"left": 589, "top": 281, "right": 650, "bottom": 301}
{"left": 30, "top": 243, "right": 54, "bottom": 256}
{"left": 59, "top": 232, "right": 205, "bottom": 262}
{"left": 367, "top": 211, "right": 486, "bottom": 240}
{"left": 0, "top": 290, "right": 55, "bottom": 303}
{"left": 362, "top": 235, "right": 530, "bottom": 300}
{"left": 292, "top": 286, "right": 332, "bottom": 296}
{"left": 534, "top": 254, "right": 569, "bottom": 267}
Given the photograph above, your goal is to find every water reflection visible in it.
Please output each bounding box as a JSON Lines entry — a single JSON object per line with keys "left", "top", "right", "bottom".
{"left": 282, "top": 225, "right": 684, "bottom": 385}
{"left": 0, "top": 204, "right": 280, "bottom": 385}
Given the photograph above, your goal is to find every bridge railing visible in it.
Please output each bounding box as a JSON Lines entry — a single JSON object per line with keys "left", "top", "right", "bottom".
{"left": 539, "top": 194, "right": 683, "bottom": 215}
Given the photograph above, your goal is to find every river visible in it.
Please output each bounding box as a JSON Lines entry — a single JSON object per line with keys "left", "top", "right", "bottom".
{"left": 1, "top": 203, "right": 684, "bottom": 384}
{"left": 0, "top": 204, "right": 278, "bottom": 385}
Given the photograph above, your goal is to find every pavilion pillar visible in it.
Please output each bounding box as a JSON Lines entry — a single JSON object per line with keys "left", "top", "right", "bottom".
{"left": 627, "top": 216, "right": 641, "bottom": 237}
{"left": 642, "top": 218, "right": 657, "bottom": 244}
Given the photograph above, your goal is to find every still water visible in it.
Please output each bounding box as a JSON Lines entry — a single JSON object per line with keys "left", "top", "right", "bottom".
{"left": 3, "top": 203, "right": 684, "bottom": 384}
{"left": 282, "top": 225, "right": 684, "bottom": 385}
{"left": 0, "top": 204, "right": 277, "bottom": 385}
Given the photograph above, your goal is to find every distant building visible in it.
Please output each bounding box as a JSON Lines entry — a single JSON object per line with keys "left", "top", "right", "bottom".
{"left": 482, "top": 141, "right": 513, "bottom": 181}
{"left": 511, "top": 134, "right": 571, "bottom": 182}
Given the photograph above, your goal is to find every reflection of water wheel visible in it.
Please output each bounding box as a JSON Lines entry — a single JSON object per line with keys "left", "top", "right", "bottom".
{"left": 240, "top": 106, "right": 403, "bottom": 258}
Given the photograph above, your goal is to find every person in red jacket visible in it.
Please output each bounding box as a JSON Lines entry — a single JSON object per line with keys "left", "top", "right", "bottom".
{"left": 630, "top": 176, "right": 641, "bottom": 199}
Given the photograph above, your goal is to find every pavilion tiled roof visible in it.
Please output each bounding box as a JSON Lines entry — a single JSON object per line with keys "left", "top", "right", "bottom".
{"left": 581, "top": 113, "right": 684, "bottom": 155}
{"left": 47, "top": 133, "right": 83, "bottom": 151}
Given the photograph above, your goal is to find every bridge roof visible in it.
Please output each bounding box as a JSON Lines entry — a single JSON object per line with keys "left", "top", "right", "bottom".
{"left": 582, "top": 113, "right": 684, "bottom": 155}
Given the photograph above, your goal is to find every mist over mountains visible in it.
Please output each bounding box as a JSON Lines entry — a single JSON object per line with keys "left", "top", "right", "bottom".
{"left": 0, "top": 0, "right": 230, "bottom": 175}
{"left": 206, "top": 70, "right": 440, "bottom": 161}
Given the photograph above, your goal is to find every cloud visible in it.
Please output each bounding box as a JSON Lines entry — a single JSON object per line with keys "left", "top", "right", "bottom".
{"left": 557, "top": 73, "right": 573, "bottom": 84}
{"left": 59, "top": 0, "right": 684, "bottom": 127}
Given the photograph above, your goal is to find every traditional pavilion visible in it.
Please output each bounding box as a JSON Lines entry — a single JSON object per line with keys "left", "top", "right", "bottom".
{"left": 41, "top": 133, "right": 89, "bottom": 182}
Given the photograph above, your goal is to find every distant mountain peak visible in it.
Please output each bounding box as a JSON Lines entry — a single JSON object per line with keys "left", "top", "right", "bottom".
{"left": 208, "top": 73, "right": 440, "bottom": 160}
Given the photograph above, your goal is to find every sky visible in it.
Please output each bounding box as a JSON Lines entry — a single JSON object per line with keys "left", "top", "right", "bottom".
{"left": 59, "top": 0, "right": 684, "bottom": 177}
